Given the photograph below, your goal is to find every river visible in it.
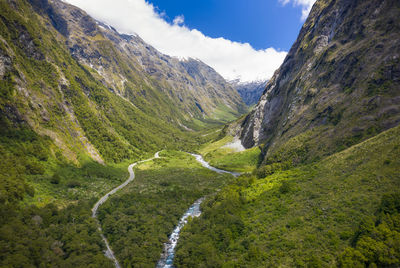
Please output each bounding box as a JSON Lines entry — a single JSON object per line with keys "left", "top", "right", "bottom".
{"left": 92, "top": 152, "right": 239, "bottom": 268}
{"left": 91, "top": 151, "right": 161, "bottom": 268}
{"left": 156, "top": 153, "right": 240, "bottom": 268}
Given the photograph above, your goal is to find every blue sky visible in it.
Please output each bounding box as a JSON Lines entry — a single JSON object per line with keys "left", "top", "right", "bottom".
{"left": 65, "top": 0, "right": 315, "bottom": 81}
{"left": 149, "top": 0, "right": 306, "bottom": 51}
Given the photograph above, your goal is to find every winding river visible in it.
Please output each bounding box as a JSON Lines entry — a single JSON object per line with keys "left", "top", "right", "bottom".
{"left": 156, "top": 153, "right": 240, "bottom": 268}
{"left": 92, "top": 151, "right": 239, "bottom": 268}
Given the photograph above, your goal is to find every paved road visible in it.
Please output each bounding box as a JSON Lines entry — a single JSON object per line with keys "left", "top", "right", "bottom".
{"left": 92, "top": 151, "right": 161, "bottom": 268}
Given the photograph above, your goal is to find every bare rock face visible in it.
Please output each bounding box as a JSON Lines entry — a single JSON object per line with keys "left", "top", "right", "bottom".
{"left": 12, "top": 24, "right": 44, "bottom": 60}
{"left": 0, "top": 49, "right": 12, "bottom": 79}
{"left": 240, "top": 0, "right": 400, "bottom": 161}
{"left": 29, "top": 0, "right": 69, "bottom": 36}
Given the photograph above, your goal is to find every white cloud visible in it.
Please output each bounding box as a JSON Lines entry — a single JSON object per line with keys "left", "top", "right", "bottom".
{"left": 173, "top": 15, "right": 184, "bottom": 25}
{"left": 64, "top": 0, "right": 287, "bottom": 82}
{"left": 279, "top": 0, "right": 316, "bottom": 21}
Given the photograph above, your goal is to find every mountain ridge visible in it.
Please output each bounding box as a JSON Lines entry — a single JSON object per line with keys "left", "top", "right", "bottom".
{"left": 0, "top": 0, "right": 247, "bottom": 167}
{"left": 230, "top": 79, "right": 268, "bottom": 106}
{"left": 50, "top": 0, "right": 246, "bottom": 121}
{"left": 238, "top": 0, "right": 400, "bottom": 164}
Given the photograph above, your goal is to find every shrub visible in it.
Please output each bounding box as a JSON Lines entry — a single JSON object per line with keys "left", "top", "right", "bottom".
{"left": 253, "top": 162, "right": 289, "bottom": 178}
{"left": 279, "top": 181, "right": 292, "bottom": 194}
{"left": 26, "top": 159, "right": 45, "bottom": 175}
{"left": 50, "top": 174, "right": 61, "bottom": 184}
{"left": 67, "top": 180, "right": 81, "bottom": 188}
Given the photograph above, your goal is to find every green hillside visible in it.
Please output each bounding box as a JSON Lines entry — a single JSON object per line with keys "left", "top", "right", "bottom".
{"left": 176, "top": 125, "right": 400, "bottom": 267}
{"left": 0, "top": 0, "right": 399, "bottom": 267}
{"left": 0, "top": 1, "right": 245, "bottom": 266}
{"left": 0, "top": 0, "right": 246, "bottom": 205}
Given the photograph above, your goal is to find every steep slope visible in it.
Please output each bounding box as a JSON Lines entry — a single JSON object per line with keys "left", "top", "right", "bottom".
{"left": 0, "top": 0, "right": 244, "bottom": 266}
{"left": 231, "top": 80, "right": 267, "bottom": 106}
{"left": 174, "top": 0, "right": 400, "bottom": 267}
{"left": 239, "top": 0, "right": 400, "bottom": 164}
{"left": 0, "top": 0, "right": 249, "bottom": 207}
{"left": 0, "top": 0, "right": 170, "bottom": 166}
{"left": 50, "top": 0, "right": 247, "bottom": 125}
{"left": 176, "top": 124, "right": 400, "bottom": 267}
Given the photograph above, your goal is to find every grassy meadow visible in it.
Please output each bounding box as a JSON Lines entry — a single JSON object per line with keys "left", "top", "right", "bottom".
{"left": 198, "top": 136, "right": 262, "bottom": 173}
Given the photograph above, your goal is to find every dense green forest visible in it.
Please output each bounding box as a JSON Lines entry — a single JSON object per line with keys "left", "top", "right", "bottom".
{"left": 0, "top": 1, "right": 230, "bottom": 266}
{"left": 0, "top": 201, "right": 114, "bottom": 267}
{"left": 175, "top": 125, "right": 400, "bottom": 267}
{"left": 98, "top": 151, "right": 233, "bottom": 267}
{"left": 1, "top": 0, "right": 399, "bottom": 267}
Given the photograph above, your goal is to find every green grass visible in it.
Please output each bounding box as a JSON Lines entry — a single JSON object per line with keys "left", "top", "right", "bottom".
{"left": 23, "top": 159, "right": 129, "bottom": 207}
{"left": 98, "top": 150, "right": 234, "bottom": 267}
{"left": 210, "top": 104, "right": 244, "bottom": 122}
{"left": 175, "top": 125, "right": 400, "bottom": 267}
{"left": 198, "top": 136, "right": 262, "bottom": 173}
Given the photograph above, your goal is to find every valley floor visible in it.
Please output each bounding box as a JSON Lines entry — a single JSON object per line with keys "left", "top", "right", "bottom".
{"left": 1, "top": 125, "right": 399, "bottom": 268}
{"left": 175, "top": 125, "right": 400, "bottom": 267}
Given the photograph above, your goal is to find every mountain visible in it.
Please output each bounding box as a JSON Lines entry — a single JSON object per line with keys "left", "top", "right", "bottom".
{"left": 230, "top": 80, "right": 267, "bottom": 106}
{"left": 0, "top": 0, "right": 249, "bottom": 206}
{"left": 174, "top": 0, "right": 400, "bottom": 266}
{"left": 1, "top": 0, "right": 399, "bottom": 267}
{"left": 239, "top": 0, "right": 400, "bottom": 165}
{"left": 0, "top": 0, "right": 246, "bottom": 166}
{"left": 52, "top": 0, "right": 246, "bottom": 122}
{"left": 0, "top": 0, "right": 246, "bottom": 266}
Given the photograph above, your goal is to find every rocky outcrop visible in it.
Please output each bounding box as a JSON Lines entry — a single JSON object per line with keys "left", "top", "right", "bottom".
{"left": 29, "top": 0, "right": 69, "bottom": 36}
{"left": 0, "top": 48, "right": 12, "bottom": 79}
{"left": 240, "top": 0, "right": 400, "bottom": 161}
{"left": 12, "top": 23, "right": 44, "bottom": 60}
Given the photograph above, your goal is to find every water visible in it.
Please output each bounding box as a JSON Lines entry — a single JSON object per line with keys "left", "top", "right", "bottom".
{"left": 92, "top": 152, "right": 160, "bottom": 268}
{"left": 156, "top": 198, "right": 204, "bottom": 268}
{"left": 190, "top": 153, "right": 241, "bottom": 177}
{"left": 156, "top": 153, "right": 240, "bottom": 268}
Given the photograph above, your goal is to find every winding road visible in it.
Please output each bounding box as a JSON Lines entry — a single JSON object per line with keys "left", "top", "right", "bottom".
{"left": 91, "top": 151, "right": 161, "bottom": 268}
{"left": 92, "top": 151, "right": 239, "bottom": 268}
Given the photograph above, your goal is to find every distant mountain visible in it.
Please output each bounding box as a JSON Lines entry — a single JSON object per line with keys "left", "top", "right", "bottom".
{"left": 56, "top": 0, "right": 247, "bottom": 121}
{"left": 230, "top": 80, "right": 267, "bottom": 106}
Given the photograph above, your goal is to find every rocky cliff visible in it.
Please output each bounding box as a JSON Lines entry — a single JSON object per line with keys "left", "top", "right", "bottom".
{"left": 240, "top": 0, "right": 400, "bottom": 163}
